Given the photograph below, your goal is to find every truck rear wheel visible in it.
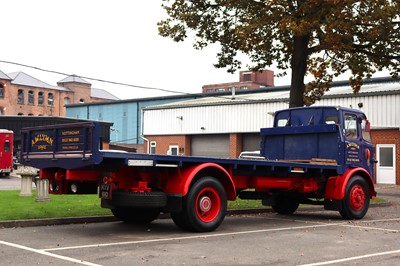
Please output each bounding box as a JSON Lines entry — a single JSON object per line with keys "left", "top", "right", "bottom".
{"left": 340, "top": 175, "right": 370, "bottom": 219}
{"left": 111, "top": 207, "right": 160, "bottom": 224}
{"left": 272, "top": 196, "right": 299, "bottom": 215}
{"left": 173, "top": 176, "right": 227, "bottom": 232}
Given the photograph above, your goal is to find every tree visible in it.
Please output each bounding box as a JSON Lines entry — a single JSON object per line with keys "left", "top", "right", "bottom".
{"left": 158, "top": 0, "right": 400, "bottom": 107}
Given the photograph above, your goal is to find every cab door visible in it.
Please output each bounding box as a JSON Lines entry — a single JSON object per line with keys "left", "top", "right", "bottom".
{"left": 343, "top": 113, "right": 374, "bottom": 179}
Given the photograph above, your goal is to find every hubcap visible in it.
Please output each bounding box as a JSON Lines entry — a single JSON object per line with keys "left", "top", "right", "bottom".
{"left": 350, "top": 184, "right": 366, "bottom": 211}
{"left": 195, "top": 187, "right": 221, "bottom": 223}
{"left": 199, "top": 196, "right": 212, "bottom": 212}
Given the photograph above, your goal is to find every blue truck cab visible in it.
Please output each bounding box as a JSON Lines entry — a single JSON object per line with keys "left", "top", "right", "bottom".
{"left": 261, "top": 106, "right": 375, "bottom": 179}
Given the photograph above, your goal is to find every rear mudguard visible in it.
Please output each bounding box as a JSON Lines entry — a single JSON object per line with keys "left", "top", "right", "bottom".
{"left": 180, "top": 163, "right": 236, "bottom": 200}
{"left": 324, "top": 167, "right": 376, "bottom": 201}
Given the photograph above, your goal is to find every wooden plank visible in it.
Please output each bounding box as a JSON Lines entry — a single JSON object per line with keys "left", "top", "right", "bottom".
{"left": 280, "top": 158, "right": 338, "bottom": 165}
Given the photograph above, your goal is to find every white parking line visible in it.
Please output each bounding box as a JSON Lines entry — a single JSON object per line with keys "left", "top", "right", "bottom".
{"left": 0, "top": 240, "right": 101, "bottom": 266}
{"left": 341, "top": 224, "right": 400, "bottom": 233}
{"left": 44, "top": 223, "right": 343, "bottom": 251}
{"left": 299, "top": 249, "right": 400, "bottom": 266}
{"left": 43, "top": 217, "right": 400, "bottom": 252}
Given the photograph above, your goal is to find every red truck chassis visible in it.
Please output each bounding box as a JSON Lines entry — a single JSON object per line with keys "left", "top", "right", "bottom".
{"left": 21, "top": 106, "right": 376, "bottom": 232}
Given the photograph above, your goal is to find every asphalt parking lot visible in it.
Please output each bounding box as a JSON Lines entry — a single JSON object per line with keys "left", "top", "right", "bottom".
{"left": 1, "top": 179, "right": 399, "bottom": 266}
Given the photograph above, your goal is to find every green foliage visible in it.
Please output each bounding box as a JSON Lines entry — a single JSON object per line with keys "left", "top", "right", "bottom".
{"left": 158, "top": 0, "right": 400, "bottom": 107}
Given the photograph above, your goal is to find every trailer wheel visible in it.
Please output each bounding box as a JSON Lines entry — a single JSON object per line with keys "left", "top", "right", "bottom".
{"left": 111, "top": 207, "right": 160, "bottom": 224}
{"left": 170, "top": 212, "right": 190, "bottom": 231}
{"left": 272, "top": 196, "right": 299, "bottom": 215}
{"left": 177, "top": 176, "right": 227, "bottom": 232}
{"left": 340, "top": 175, "right": 370, "bottom": 220}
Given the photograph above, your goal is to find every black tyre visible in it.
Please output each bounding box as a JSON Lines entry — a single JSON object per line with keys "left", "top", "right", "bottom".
{"left": 340, "top": 175, "right": 370, "bottom": 220}
{"left": 111, "top": 207, "right": 160, "bottom": 224}
{"left": 170, "top": 211, "right": 190, "bottom": 231}
{"left": 272, "top": 196, "right": 299, "bottom": 215}
{"left": 175, "top": 176, "right": 227, "bottom": 232}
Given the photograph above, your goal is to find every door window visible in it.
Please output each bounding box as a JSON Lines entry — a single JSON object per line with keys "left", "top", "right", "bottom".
{"left": 4, "top": 141, "right": 10, "bottom": 152}
{"left": 379, "top": 147, "right": 394, "bottom": 167}
{"left": 344, "top": 114, "right": 358, "bottom": 139}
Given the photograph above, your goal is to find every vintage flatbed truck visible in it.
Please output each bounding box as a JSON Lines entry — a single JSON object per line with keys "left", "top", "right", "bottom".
{"left": 20, "top": 106, "right": 376, "bottom": 232}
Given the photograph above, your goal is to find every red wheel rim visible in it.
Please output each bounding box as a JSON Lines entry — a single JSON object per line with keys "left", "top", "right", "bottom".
{"left": 195, "top": 187, "right": 221, "bottom": 223}
{"left": 349, "top": 184, "right": 366, "bottom": 211}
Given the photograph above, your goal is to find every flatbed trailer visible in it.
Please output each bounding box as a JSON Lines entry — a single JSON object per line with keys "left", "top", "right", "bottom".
{"left": 20, "top": 106, "right": 376, "bottom": 232}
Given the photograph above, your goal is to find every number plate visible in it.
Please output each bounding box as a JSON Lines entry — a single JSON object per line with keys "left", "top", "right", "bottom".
{"left": 99, "top": 184, "right": 112, "bottom": 200}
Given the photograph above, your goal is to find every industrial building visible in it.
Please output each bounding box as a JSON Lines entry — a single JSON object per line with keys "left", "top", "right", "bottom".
{"left": 143, "top": 77, "right": 400, "bottom": 185}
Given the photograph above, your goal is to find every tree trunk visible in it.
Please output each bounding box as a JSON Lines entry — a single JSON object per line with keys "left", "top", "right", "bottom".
{"left": 289, "top": 34, "right": 309, "bottom": 108}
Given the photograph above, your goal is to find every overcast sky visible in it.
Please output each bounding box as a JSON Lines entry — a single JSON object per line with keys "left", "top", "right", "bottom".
{"left": 0, "top": 0, "right": 288, "bottom": 99}
{"left": 0, "top": 1, "right": 390, "bottom": 100}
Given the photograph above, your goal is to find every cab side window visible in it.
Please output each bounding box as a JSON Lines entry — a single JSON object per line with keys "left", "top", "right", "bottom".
{"left": 344, "top": 114, "right": 358, "bottom": 139}
{"left": 361, "top": 117, "right": 372, "bottom": 143}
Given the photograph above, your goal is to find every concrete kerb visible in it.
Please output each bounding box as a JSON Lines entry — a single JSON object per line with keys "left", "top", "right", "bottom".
{"left": 0, "top": 203, "right": 393, "bottom": 229}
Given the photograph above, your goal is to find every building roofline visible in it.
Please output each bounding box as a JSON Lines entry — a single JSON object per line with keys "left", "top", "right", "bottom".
{"left": 66, "top": 76, "right": 400, "bottom": 108}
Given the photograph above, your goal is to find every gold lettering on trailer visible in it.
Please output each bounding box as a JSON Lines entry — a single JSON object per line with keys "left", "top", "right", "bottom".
{"left": 61, "top": 130, "right": 80, "bottom": 136}
{"left": 61, "top": 137, "right": 80, "bottom": 143}
{"left": 31, "top": 134, "right": 54, "bottom": 146}
{"left": 62, "top": 145, "right": 79, "bottom": 150}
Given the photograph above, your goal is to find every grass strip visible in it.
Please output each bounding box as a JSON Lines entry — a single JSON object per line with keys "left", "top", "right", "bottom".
{"left": 0, "top": 190, "right": 384, "bottom": 221}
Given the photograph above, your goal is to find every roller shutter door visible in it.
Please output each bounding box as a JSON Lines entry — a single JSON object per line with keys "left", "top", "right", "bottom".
{"left": 191, "top": 134, "right": 229, "bottom": 158}
{"left": 242, "top": 133, "right": 261, "bottom": 152}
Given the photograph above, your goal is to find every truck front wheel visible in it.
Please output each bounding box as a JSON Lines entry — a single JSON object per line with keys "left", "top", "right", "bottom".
{"left": 340, "top": 175, "right": 370, "bottom": 220}
{"left": 174, "top": 176, "right": 227, "bottom": 232}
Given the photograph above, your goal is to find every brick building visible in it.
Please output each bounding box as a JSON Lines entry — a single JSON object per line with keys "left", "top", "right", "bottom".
{"left": 202, "top": 69, "right": 274, "bottom": 93}
{"left": 0, "top": 70, "right": 118, "bottom": 117}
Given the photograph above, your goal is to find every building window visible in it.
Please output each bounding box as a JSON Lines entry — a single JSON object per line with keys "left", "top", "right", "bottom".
{"left": 48, "top": 93, "right": 54, "bottom": 106}
{"left": 243, "top": 73, "right": 252, "bottom": 81}
{"left": 17, "top": 89, "right": 24, "bottom": 104}
{"left": 38, "top": 92, "right": 44, "bottom": 105}
{"left": 150, "top": 141, "right": 156, "bottom": 154}
{"left": 28, "top": 90, "right": 34, "bottom": 105}
{"left": 0, "top": 84, "right": 4, "bottom": 98}
{"left": 168, "top": 145, "right": 179, "bottom": 155}
{"left": 64, "top": 97, "right": 70, "bottom": 105}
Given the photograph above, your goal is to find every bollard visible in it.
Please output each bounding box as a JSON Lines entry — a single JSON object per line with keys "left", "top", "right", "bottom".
{"left": 19, "top": 174, "right": 34, "bottom": 196}
{"left": 16, "top": 165, "right": 39, "bottom": 197}
{"left": 35, "top": 178, "right": 50, "bottom": 202}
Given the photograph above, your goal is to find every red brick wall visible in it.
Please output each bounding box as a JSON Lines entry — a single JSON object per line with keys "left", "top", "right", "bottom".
{"left": 145, "top": 135, "right": 191, "bottom": 156}
{"left": 371, "top": 129, "right": 400, "bottom": 185}
{"left": 0, "top": 79, "right": 112, "bottom": 117}
{"left": 229, "top": 133, "right": 242, "bottom": 158}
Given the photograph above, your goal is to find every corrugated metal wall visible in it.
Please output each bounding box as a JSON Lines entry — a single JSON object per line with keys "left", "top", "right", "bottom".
{"left": 316, "top": 94, "right": 400, "bottom": 128}
{"left": 144, "top": 93, "right": 400, "bottom": 136}
{"left": 143, "top": 101, "right": 288, "bottom": 135}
